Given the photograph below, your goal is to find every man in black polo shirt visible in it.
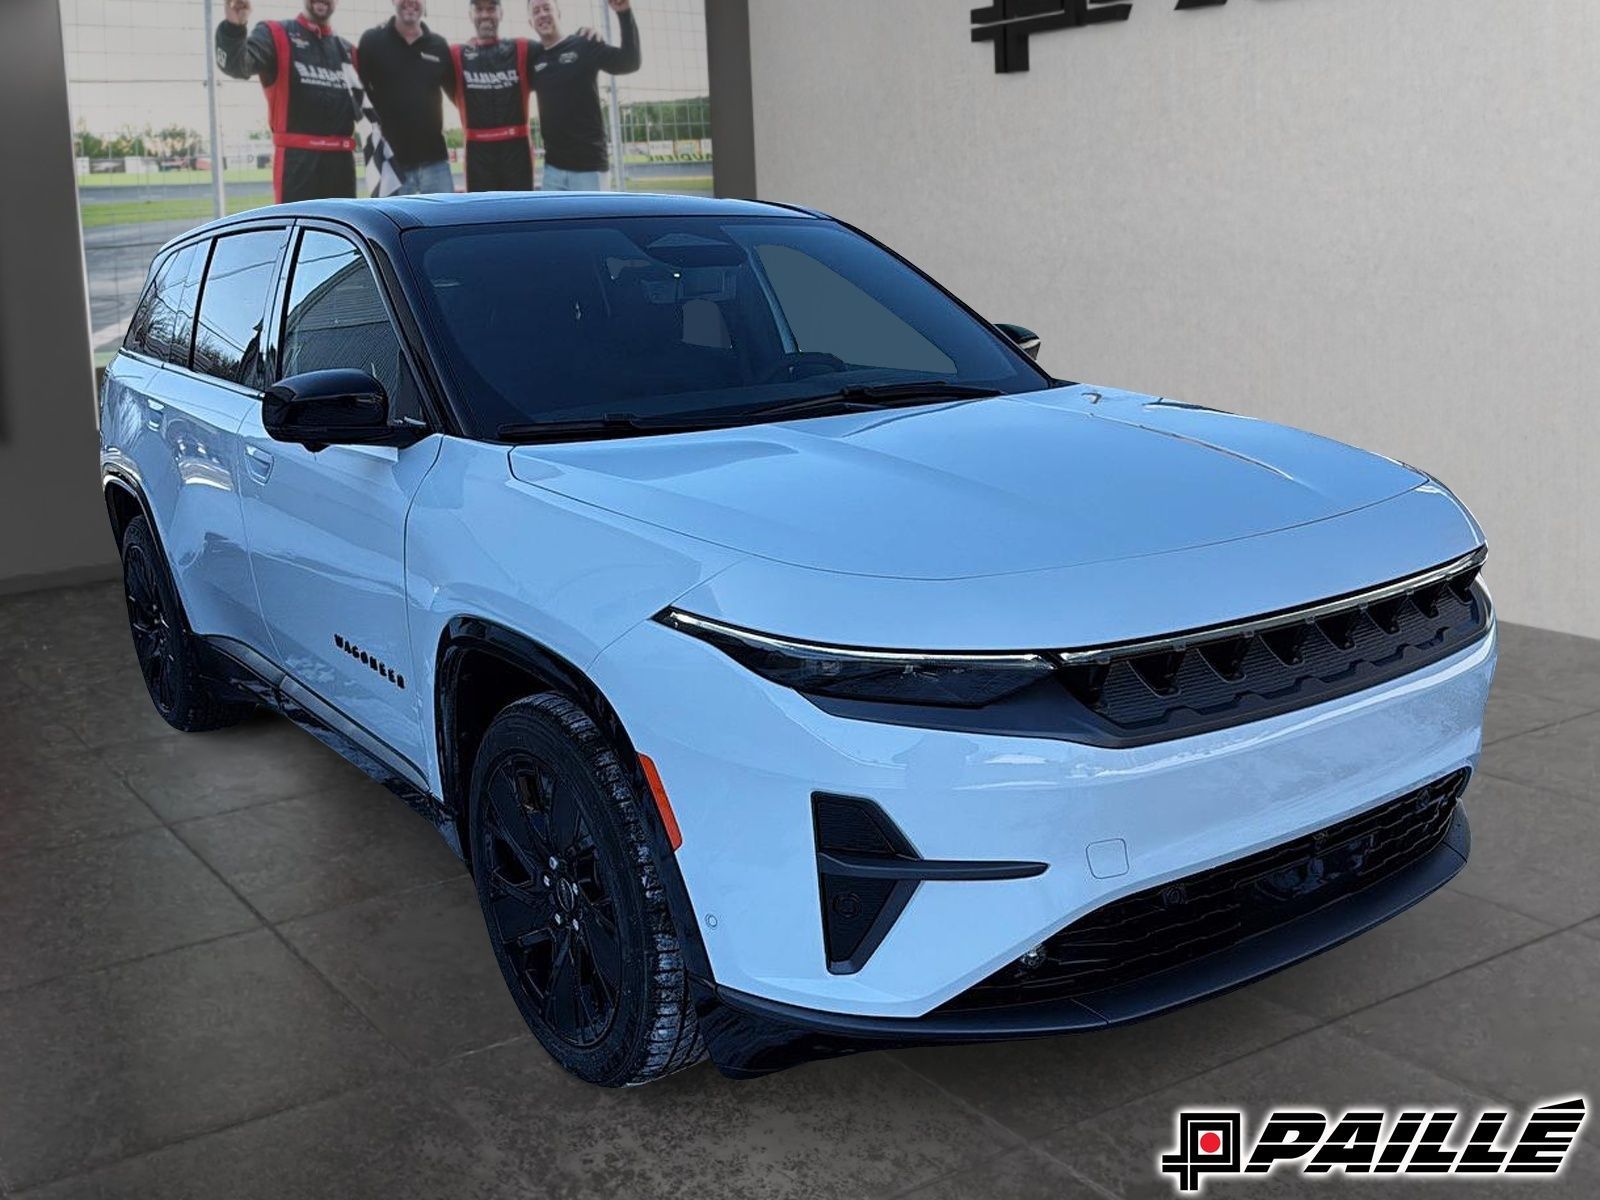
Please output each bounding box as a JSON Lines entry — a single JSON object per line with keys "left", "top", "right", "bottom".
{"left": 528, "top": 0, "right": 641, "bottom": 190}
{"left": 358, "top": 0, "right": 454, "bottom": 193}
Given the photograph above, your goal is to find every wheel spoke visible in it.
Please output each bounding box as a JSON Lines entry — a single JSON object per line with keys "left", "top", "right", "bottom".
{"left": 579, "top": 905, "right": 623, "bottom": 987}
{"left": 485, "top": 766, "right": 548, "bottom": 881}
{"left": 490, "top": 876, "right": 554, "bottom": 943}
{"left": 543, "top": 936, "right": 583, "bottom": 1035}
{"left": 150, "top": 643, "right": 176, "bottom": 710}
{"left": 545, "top": 775, "right": 582, "bottom": 855}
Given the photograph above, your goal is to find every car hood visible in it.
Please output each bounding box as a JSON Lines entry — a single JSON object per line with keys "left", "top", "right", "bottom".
{"left": 507, "top": 384, "right": 1427, "bottom": 581}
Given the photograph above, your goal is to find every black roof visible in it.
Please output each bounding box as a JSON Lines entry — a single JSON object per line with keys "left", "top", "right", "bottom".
{"left": 178, "top": 192, "right": 818, "bottom": 250}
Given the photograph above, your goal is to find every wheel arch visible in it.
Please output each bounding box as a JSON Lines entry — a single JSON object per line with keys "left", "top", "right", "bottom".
{"left": 103, "top": 468, "right": 154, "bottom": 551}
{"left": 433, "top": 616, "right": 714, "bottom": 981}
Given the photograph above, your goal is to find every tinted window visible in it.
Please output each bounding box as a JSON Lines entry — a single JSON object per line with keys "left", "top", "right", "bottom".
{"left": 193, "top": 229, "right": 287, "bottom": 387}
{"left": 405, "top": 216, "right": 1045, "bottom": 434}
{"left": 755, "top": 243, "right": 953, "bottom": 374}
{"left": 123, "top": 259, "right": 166, "bottom": 355}
{"left": 137, "top": 242, "right": 202, "bottom": 364}
{"left": 281, "top": 231, "right": 418, "bottom": 419}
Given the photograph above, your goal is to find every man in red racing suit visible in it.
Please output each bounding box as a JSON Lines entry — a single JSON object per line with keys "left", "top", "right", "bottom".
{"left": 449, "top": 1, "right": 535, "bottom": 191}
{"left": 215, "top": 0, "right": 360, "bottom": 203}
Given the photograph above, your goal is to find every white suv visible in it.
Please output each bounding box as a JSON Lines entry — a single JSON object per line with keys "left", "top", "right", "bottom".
{"left": 101, "top": 194, "right": 1494, "bottom": 1085}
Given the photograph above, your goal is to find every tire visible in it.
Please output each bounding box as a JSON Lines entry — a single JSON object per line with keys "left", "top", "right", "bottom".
{"left": 120, "top": 515, "right": 254, "bottom": 732}
{"left": 467, "top": 693, "right": 705, "bottom": 1086}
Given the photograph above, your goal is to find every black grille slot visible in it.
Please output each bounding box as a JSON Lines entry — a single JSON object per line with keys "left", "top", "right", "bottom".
{"left": 813, "top": 795, "right": 920, "bottom": 974}
{"left": 940, "top": 769, "right": 1470, "bottom": 1012}
{"left": 1059, "top": 558, "right": 1488, "bottom": 736}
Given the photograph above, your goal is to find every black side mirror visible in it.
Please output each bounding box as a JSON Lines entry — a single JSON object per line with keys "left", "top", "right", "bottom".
{"left": 994, "top": 323, "right": 1042, "bottom": 361}
{"left": 263, "top": 369, "right": 423, "bottom": 452}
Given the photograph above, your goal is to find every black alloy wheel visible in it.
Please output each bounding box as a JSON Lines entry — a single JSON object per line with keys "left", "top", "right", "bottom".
{"left": 479, "top": 749, "right": 623, "bottom": 1048}
{"left": 468, "top": 694, "right": 703, "bottom": 1086}
{"left": 124, "top": 536, "right": 179, "bottom": 718}
{"left": 119, "top": 514, "right": 253, "bottom": 732}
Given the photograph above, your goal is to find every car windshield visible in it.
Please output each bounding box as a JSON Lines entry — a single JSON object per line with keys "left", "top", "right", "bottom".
{"left": 403, "top": 215, "right": 1051, "bottom": 437}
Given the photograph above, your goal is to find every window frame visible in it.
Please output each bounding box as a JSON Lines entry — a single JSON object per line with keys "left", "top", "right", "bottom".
{"left": 189, "top": 226, "right": 294, "bottom": 392}
{"left": 123, "top": 238, "right": 203, "bottom": 369}
{"left": 271, "top": 221, "right": 438, "bottom": 431}
{"left": 121, "top": 247, "right": 172, "bottom": 362}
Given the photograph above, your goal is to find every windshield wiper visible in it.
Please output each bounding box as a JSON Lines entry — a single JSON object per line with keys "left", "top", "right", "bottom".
{"left": 718, "top": 381, "right": 1003, "bottom": 425}
{"left": 496, "top": 413, "right": 728, "bottom": 443}
{"left": 495, "top": 383, "right": 1003, "bottom": 444}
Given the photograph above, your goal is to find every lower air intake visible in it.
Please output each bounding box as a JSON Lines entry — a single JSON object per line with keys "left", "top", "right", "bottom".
{"left": 939, "top": 769, "right": 1471, "bottom": 1012}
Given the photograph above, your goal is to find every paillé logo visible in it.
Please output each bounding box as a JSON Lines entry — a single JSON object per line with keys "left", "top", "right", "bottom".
{"left": 971, "top": 0, "right": 1232, "bottom": 74}
{"left": 1159, "top": 1098, "right": 1588, "bottom": 1194}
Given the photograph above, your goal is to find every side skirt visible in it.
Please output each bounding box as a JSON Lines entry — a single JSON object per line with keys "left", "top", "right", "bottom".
{"left": 198, "top": 635, "right": 462, "bottom": 858}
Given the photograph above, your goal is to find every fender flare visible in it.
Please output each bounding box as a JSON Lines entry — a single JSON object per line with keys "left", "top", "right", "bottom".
{"left": 433, "top": 616, "right": 715, "bottom": 986}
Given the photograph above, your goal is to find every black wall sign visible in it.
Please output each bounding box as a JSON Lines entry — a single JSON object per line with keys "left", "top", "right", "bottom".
{"left": 973, "top": 0, "right": 1233, "bottom": 74}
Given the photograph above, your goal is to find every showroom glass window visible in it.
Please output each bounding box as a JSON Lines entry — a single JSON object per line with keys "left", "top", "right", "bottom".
{"left": 192, "top": 229, "right": 288, "bottom": 388}
{"left": 281, "top": 231, "right": 421, "bottom": 421}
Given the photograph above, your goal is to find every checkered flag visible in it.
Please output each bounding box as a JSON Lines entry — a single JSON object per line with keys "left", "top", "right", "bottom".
{"left": 344, "top": 62, "right": 403, "bottom": 198}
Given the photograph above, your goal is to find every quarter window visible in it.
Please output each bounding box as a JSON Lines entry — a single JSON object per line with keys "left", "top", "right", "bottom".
{"left": 281, "top": 231, "right": 419, "bottom": 420}
{"left": 193, "top": 229, "right": 288, "bottom": 388}
{"left": 133, "top": 241, "right": 203, "bottom": 365}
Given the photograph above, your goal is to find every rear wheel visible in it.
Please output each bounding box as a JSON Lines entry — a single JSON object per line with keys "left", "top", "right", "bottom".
{"left": 120, "top": 515, "right": 253, "bottom": 732}
{"left": 468, "top": 694, "right": 704, "bottom": 1086}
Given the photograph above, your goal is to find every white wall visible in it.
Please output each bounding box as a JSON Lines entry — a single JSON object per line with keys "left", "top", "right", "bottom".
{"left": 747, "top": 0, "right": 1599, "bottom": 639}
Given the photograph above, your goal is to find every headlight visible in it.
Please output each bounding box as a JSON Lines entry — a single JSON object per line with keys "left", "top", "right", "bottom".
{"left": 656, "top": 609, "right": 1055, "bottom": 707}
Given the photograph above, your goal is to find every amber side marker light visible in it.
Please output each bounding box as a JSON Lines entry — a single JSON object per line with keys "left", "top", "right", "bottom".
{"left": 637, "top": 754, "right": 683, "bottom": 851}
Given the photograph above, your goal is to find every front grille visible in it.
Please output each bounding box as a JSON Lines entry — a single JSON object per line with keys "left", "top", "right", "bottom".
{"left": 1056, "top": 555, "right": 1488, "bottom": 738}
{"left": 939, "top": 769, "right": 1469, "bottom": 1013}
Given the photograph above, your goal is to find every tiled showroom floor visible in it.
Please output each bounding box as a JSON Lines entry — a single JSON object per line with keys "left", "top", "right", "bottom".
{"left": 1, "top": 581, "right": 1597, "bottom": 1198}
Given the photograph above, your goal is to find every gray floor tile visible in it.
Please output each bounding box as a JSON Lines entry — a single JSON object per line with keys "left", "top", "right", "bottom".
{"left": 1337, "top": 932, "right": 1600, "bottom": 1107}
{"left": 278, "top": 877, "right": 527, "bottom": 1064}
{"left": 1250, "top": 887, "right": 1552, "bottom": 1020}
{"left": 0, "top": 930, "right": 404, "bottom": 1190}
{"left": 1047, "top": 1025, "right": 1600, "bottom": 1199}
{"left": 0, "top": 827, "right": 258, "bottom": 993}
{"left": 893, "top": 990, "right": 1316, "bottom": 1140}
{"left": 1448, "top": 775, "right": 1600, "bottom": 925}
{"left": 1478, "top": 711, "right": 1600, "bottom": 805}
{"left": 1492, "top": 623, "right": 1600, "bottom": 709}
{"left": 894, "top": 1146, "right": 1107, "bottom": 1200}
{"left": 103, "top": 712, "right": 369, "bottom": 823}
{"left": 1482, "top": 685, "right": 1593, "bottom": 745}
{"left": 0, "top": 750, "right": 159, "bottom": 861}
{"left": 10, "top": 639, "right": 143, "bottom": 696}
{"left": 0, "top": 585, "right": 126, "bottom": 663}
{"left": 174, "top": 784, "right": 465, "bottom": 923}
{"left": 0, "top": 706, "right": 85, "bottom": 768}
{"left": 432, "top": 1038, "right": 1018, "bottom": 1200}
{"left": 14, "top": 1077, "right": 530, "bottom": 1200}
{"left": 28, "top": 666, "right": 188, "bottom": 749}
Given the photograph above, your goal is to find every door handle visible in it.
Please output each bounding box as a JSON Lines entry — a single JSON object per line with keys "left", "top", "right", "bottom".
{"left": 244, "top": 445, "right": 275, "bottom": 483}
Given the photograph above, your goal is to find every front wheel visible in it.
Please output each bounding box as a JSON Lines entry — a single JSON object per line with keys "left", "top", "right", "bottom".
{"left": 467, "top": 694, "right": 704, "bottom": 1086}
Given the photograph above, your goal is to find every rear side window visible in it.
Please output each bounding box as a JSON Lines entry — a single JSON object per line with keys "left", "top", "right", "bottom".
{"left": 281, "top": 230, "right": 420, "bottom": 420}
{"left": 193, "top": 229, "right": 288, "bottom": 388}
{"left": 123, "top": 260, "right": 165, "bottom": 356}
{"left": 138, "top": 241, "right": 205, "bottom": 366}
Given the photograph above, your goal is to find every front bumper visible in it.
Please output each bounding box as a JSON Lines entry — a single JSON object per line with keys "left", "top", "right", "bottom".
{"left": 701, "top": 801, "right": 1469, "bottom": 1077}
{"left": 590, "top": 615, "right": 1495, "bottom": 1069}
